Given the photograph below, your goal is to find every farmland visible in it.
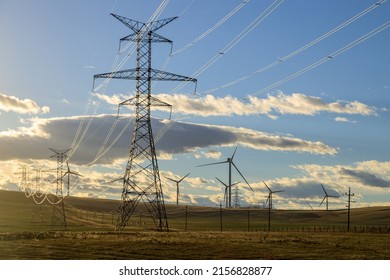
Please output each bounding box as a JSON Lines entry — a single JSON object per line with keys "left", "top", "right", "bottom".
{"left": 0, "top": 190, "right": 389, "bottom": 259}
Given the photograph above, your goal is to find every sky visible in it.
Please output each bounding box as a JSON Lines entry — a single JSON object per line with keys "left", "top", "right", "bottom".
{"left": 0, "top": 0, "right": 390, "bottom": 210}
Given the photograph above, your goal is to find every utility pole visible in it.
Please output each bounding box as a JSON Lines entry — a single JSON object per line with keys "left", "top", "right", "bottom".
{"left": 219, "top": 203, "right": 223, "bottom": 232}
{"left": 49, "top": 148, "right": 70, "bottom": 230}
{"left": 94, "top": 13, "right": 196, "bottom": 232}
{"left": 345, "top": 187, "right": 355, "bottom": 232}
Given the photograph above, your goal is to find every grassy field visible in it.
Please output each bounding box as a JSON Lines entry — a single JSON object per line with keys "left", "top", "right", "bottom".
{"left": 1, "top": 190, "right": 389, "bottom": 259}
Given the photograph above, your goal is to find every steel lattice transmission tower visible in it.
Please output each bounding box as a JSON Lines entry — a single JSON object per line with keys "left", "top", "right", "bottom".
{"left": 94, "top": 13, "right": 197, "bottom": 231}
{"left": 49, "top": 148, "right": 70, "bottom": 229}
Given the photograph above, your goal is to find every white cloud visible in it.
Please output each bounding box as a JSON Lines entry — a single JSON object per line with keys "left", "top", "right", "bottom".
{"left": 94, "top": 92, "right": 376, "bottom": 118}
{"left": 335, "top": 116, "right": 356, "bottom": 123}
{"left": 0, "top": 92, "right": 50, "bottom": 114}
{"left": 194, "top": 149, "right": 222, "bottom": 159}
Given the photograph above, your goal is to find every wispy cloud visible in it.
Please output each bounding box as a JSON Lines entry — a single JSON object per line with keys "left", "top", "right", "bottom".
{"left": 94, "top": 92, "right": 376, "bottom": 119}
{"left": 0, "top": 92, "right": 49, "bottom": 114}
{"left": 335, "top": 116, "right": 356, "bottom": 123}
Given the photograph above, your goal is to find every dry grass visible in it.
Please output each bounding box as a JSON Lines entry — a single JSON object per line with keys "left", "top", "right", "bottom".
{"left": 0, "top": 230, "right": 389, "bottom": 260}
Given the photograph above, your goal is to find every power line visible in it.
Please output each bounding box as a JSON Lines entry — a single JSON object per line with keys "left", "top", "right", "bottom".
{"left": 170, "top": 0, "right": 252, "bottom": 56}
{"left": 250, "top": 20, "right": 390, "bottom": 97}
{"left": 169, "top": 0, "right": 285, "bottom": 95}
{"left": 204, "top": 0, "right": 388, "bottom": 94}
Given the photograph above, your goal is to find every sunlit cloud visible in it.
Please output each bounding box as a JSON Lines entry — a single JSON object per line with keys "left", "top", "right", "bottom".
{"left": 0, "top": 92, "right": 49, "bottom": 114}
{"left": 93, "top": 92, "right": 377, "bottom": 119}
{"left": 0, "top": 114, "right": 337, "bottom": 164}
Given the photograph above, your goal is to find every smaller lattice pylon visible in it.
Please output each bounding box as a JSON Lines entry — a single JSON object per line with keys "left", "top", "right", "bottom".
{"left": 49, "top": 148, "right": 70, "bottom": 230}
{"left": 30, "top": 168, "right": 44, "bottom": 222}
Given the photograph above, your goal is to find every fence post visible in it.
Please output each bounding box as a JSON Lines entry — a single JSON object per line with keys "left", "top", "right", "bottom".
{"left": 220, "top": 203, "right": 223, "bottom": 232}
{"left": 185, "top": 205, "right": 188, "bottom": 231}
{"left": 247, "top": 210, "right": 250, "bottom": 232}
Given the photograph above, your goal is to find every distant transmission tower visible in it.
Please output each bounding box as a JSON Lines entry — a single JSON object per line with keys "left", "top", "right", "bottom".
{"left": 233, "top": 184, "right": 240, "bottom": 208}
{"left": 16, "top": 165, "right": 28, "bottom": 192}
{"left": 94, "top": 14, "right": 197, "bottom": 231}
{"left": 49, "top": 148, "right": 70, "bottom": 229}
{"left": 31, "top": 168, "right": 44, "bottom": 222}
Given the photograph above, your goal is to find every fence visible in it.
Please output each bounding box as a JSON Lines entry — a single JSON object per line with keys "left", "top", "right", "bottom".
{"left": 62, "top": 205, "right": 390, "bottom": 234}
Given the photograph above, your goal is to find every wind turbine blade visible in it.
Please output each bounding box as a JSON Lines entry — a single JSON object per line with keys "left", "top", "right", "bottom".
{"left": 215, "top": 177, "right": 228, "bottom": 188}
{"left": 232, "top": 162, "right": 253, "bottom": 192}
{"left": 165, "top": 176, "right": 178, "bottom": 183}
{"left": 273, "top": 190, "right": 285, "bottom": 194}
{"left": 68, "top": 171, "right": 82, "bottom": 177}
{"left": 178, "top": 172, "right": 191, "bottom": 183}
{"left": 305, "top": 199, "right": 313, "bottom": 210}
{"left": 265, "top": 197, "right": 269, "bottom": 207}
{"left": 197, "top": 160, "right": 228, "bottom": 168}
{"left": 319, "top": 196, "right": 326, "bottom": 207}
{"left": 60, "top": 172, "right": 69, "bottom": 179}
{"left": 320, "top": 183, "right": 328, "bottom": 196}
{"left": 231, "top": 182, "right": 240, "bottom": 187}
{"left": 263, "top": 181, "right": 272, "bottom": 193}
{"left": 231, "top": 143, "right": 239, "bottom": 160}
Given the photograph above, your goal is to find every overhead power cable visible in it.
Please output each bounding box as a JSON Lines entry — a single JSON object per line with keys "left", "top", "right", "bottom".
{"left": 204, "top": 0, "right": 388, "bottom": 94}
{"left": 250, "top": 20, "right": 390, "bottom": 97}
{"left": 169, "top": 0, "right": 285, "bottom": 95}
{"left": 171, "top": 0, "right": 252, "bottom": 56}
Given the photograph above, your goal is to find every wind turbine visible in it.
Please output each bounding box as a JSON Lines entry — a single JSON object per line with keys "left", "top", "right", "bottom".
{"left": 197, "top": 144, "right": 253, "bottom": 208}
{"left": 319, "top": 183, "right": 339, "bottom": 211}
{"left": 215, "top": 177, "right": 239, "bottom": 208}
{"left": 62, "top": 161, "right": 82, "bottom": 196}
{"left": 263, "top": 181, "right": 284, "bottom": 231}
{"left": 165, "top": 173, "right": 190, "bottom": 205}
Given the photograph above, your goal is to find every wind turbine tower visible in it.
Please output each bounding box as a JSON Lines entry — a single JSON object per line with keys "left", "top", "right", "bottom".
{"left": 197, "top": 145, "right": 253, "bottom": 208}
{"left": 63, "top": 161, "right": 82, "bottom": 197}
{"left": 165, "top": 173, "right": 190, "bottom": 205}
{"left": 263, "top": 181, "right": 284, "bottom": 231}
{"left": 93, "top": 14, "right": 197, "bottom": 231}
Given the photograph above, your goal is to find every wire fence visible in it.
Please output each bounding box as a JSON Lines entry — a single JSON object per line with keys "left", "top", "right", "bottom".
{"left": 60, "top": 205, "right": 390, "bottom": 234}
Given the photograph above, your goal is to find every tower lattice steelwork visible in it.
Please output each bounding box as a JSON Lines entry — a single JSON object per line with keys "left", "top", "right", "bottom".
{"left": 94, "top": 13, "right": 196, "bottom": 231}
{"left": 49, "top": 148, "right": 70, "bottom": 229}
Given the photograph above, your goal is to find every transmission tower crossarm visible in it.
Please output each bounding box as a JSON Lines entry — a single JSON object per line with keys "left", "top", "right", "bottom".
{"left": 120, "top": 32, "right": 173, "bottom": 44}
{"left": 94, "top": 68, "right": 197, "bottom": 83}
{"left": 49, "top": 148, "right": 71, "bottom": 158}
{"left": 111, "top": 13, "right": 178, "bottom": 33}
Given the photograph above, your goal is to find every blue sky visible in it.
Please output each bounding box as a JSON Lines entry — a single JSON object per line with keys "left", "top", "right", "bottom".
{"left": 1, "top": 0, "right": 390, "bottom": 209}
